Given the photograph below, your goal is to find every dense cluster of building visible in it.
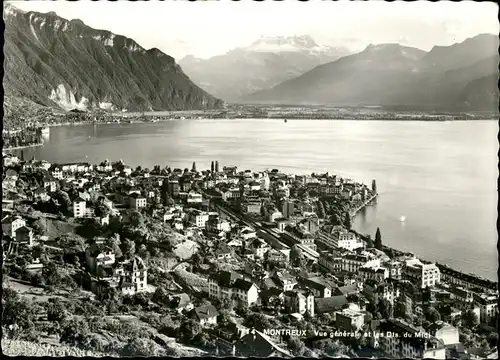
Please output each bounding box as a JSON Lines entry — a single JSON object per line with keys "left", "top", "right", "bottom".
{"left": 2, "top": 152, "right": 498, "bottom": 358}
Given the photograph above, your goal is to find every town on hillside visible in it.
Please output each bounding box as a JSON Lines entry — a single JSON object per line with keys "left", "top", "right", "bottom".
{"left": 2, "top": 153, "right": 498, "bottom": 358}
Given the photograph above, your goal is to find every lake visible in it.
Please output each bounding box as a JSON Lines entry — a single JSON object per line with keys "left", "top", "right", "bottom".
{"left": 24, "top": 119, "right": 498, "bottom": 280}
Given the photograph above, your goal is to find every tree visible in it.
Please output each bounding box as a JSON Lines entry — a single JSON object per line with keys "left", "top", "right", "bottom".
{"left": 243, "top": 312, "right": 271, "bottom": 331}
{"left": 57, "top": 234, "right": 86, "bottom": 254}
{"left": 425, "top": 306, "right": 441, "bottom": 323}
{"left": 290, "top": 245, "right": 305, "bottom": 268}
{"left": 2, "top": 288, "right": 38, "bottom": 335}
{"left": 94, "top": 202, "right": 110, "bottom": 218}
{"left": 191, "top": 162, "right": 197, "bottom": 172}
{"left": 60, "top": 317, "right": 91, "bottom": 346}
{"left": 462, "top": 309, "right": 479, "bottom": 329}
{"left": 211, "top": 161, "right": 215, "bottom": 173}
{"left": 54, "top": 190, "right": 71, "bottom": 211}
{"left": 45, "top": 298, "right": 69, "bottom": 322}
{"left": 312, "top": 338, "right": 349, "bottom": 357}
{"left": 329, "top": 213, "right": 342, "bottom": 226}
{"left": 131, "top": 292, "right": 151, "bottom": 308}
{"left": 422, "top": 288, "right": 433, "bottom": 304}
{"left": 487, "top": 332, "right": 498, "bottom": 348}
{"left": 394, "top": 299, "right": 407, "bottom": 319}
{"left": 218, "top": 310, "right": 231, "bottom": 327}
{"left": 316, "top": 201, "right": 326, "bottom": 219}
{"left": 364, "top": 312, "right": 373, "bottom": 325}
{"left": 221, "top": 297, "right": 234, "bottom": 311}
{"left": 378, "top": 298, "right": 394, "bottom": 319}
{"left": 374, "top": 227, "right": 382, "bottom": 250}
{"left": 450, "top": 315, "right": 461, "bottom": 327}
{"left": 164, "top": 193, "right": 175, "bottom": 206}
{"left": 177, "top": 319, "right": 202, "bottom": 344}
{"left": 322, "top": 200, "right": 331, "bottom": 214}
{"left": 109, "top": 233, "right": 123, "bottom": 258}
{"left": 215, "top": 161, "right": 219, "bottom": 173}
{"left": 191, "top": 252, "right": 203, "bottom": 269}
{"left": 152, "top": 165, "right": 161, "bottom": 175}
{"left": 138, "top": 244, "right": 150, "bottom": 260}
{"left": 130, "top": 211, "right": 144, "bottom": 228}
{"left": 31, "top": 219, "right": 47, "bottom": 235}
{"left": 366, "top": 235, "right": 374, "bottom": 248}
{"left": 343, "top": 212, "right": 351, "bottom": 230}
{"left": 122, "top": 239, "right": 136, "bottom": 257}
{"left": 287, "top": 336, "right": 306, "bottom": 356}
{"left": 124, "top": 337, "right": 165, "bottom": 357}
{"left": 151, "top": 286, "right": 170, "bottom": 306}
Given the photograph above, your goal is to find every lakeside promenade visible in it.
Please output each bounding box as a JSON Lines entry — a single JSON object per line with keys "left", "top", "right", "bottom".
{"left": 349, "top": 193, "right": 377, "bottom": 218}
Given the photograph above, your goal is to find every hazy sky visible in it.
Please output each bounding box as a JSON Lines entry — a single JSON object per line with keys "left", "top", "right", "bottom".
{"left": 11, "top": 0, "right": 499, "bottom": 60}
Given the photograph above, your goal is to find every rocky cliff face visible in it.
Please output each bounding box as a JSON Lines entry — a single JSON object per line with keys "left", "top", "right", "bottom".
{"left": 3, "top": 4, "right": 224, "bottom": 112}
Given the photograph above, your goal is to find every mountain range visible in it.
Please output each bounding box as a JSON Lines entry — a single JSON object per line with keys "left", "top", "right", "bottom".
{"left": 3, "top": 3, "right": 223, "bottom": 113}
{"left": 3, "top": 2, "right": 498, "bottom": 114}
{"left": 243, "top": 34, "right": 499, "bottom": 111}
{"left": 179, "top": 35, "right": 351, "bottom": 101}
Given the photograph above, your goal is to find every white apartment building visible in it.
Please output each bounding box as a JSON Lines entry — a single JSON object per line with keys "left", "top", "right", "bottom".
{"left": 2, "top": 216, "right": 26, "bottom": 239}
{"left": 316, "top": 229, "right": 363, "bottom": 252}
{"left": 187, "top": 191, "right": 203, "bottom": 204}
{"left": 189, "top": 211, "right": 210, "bottom": 228}
{"left": 73, "top": 198, "right": 87, "bottom": 218}
{"left": 341, "top": 254, "right": 369, "bottom": 273}
{"left": 51, "top": 167, "right": 63, "bottom": 180}
{"left": 474, "top": 293, "right": 498, "bottom": 324}
{"left": 222, "top": 189, "right": 241, "bottom": 202}
{"left": 338, "top": 231, "right": 364, "bottom": 251}
{"left": 129, "top": 194, "right": 147, "bottom": 209}
{"left": 196, "top": 213, "right": 211, "bottom": 228}
{"left": 404, "top": 258, "right": 441, "bottom": 288}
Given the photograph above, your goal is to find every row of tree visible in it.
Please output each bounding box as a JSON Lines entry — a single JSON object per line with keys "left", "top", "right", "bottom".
{"left": 364, "top": 227, "right": 383, "bottom": 250}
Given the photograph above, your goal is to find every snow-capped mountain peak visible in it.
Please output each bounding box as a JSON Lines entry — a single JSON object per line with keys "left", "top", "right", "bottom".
{"left": 246, "top": 35, "right": 328, "bottom": 53}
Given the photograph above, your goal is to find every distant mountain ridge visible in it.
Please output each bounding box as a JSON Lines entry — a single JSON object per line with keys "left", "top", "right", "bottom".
{"left": 179, "top": 35, "right": 351, "bottom": 101}
{"left": 244, "top": 34, "right": 499, "bottom": 111}
{"left": 3, "top": 3, "right": 223, "bottom": 112}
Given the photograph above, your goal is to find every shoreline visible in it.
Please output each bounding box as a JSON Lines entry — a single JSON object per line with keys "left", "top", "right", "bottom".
{"left": 49, "top": 117, "right": 499, "bottom": 126}
{"left": 4, "top": 143, "right": 43, "bottom": 151}
{"left": 350, "top": 222, "right": 498, "bottom": 286}
{"left": 8, "top": 117, "right": 497, "bottom": 132}
{"left": 349, "top": 194, "right": 378, "bottom": 218}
